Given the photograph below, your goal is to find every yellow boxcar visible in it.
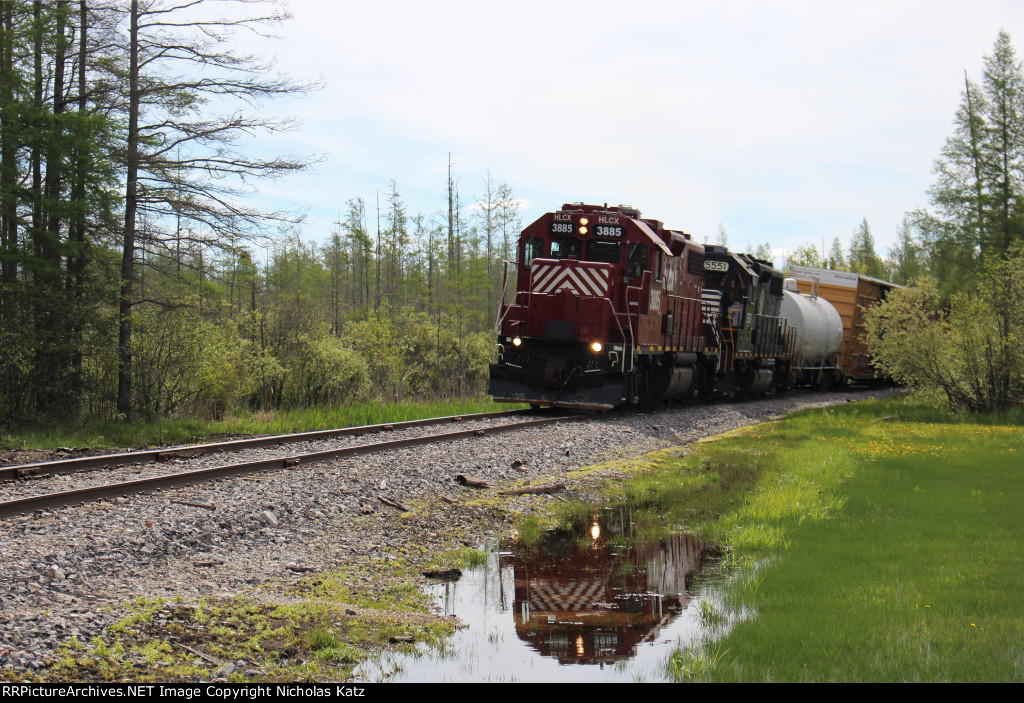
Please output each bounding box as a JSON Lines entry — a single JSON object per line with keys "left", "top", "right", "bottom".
{"left": 788, "top": 266, "right": 900, "bottom": 381}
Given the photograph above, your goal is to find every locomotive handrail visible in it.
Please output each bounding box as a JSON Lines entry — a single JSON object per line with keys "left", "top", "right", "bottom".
{"left": 492, "top": 260, "right": 516, "bottom": 353}
{"left": 664, "top": 291, "right": 704, "bottom": 350}
{"left": 753, "top": 312, "right": 793, "bottom": 358}
{"left": 719, "top": 319, "right": 737, "bottom": 372}
{"left": 624, "top": 270, "right": 649, "bottom": 310}
{"left": 622, "top": 271, "right": 651, "bottom": 368}
{"left": 604, "top": 299, "right": 634, "bottom": 373}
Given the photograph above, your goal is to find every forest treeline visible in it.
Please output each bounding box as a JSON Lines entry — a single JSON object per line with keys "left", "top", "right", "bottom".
{"left": 0, "top": 0, "right": 522, "bottom": 427}
{"left": 0, "top": 1, "right": 1019, "bottom": 427}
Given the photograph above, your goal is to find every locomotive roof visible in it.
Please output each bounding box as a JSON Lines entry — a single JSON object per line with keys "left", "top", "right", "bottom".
{"left": 549, "top": 204, "right": 694, "bottom": 257}
{"left": 704, "top": 245, "right": 764, "bottom": 278}
{"left": 633, "top": 219, "right": 673, "bottom": 256}
{"left": 544, "top": 206, "right": 675, "bottom": 256}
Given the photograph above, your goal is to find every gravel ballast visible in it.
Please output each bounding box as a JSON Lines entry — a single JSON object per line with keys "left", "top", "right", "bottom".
{"left": 0, "top": 390, "right": 896, "bottom": 675}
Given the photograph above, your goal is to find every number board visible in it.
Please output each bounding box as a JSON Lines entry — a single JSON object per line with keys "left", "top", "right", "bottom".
{"left": 593, "top": 225, "right": 624, "bottom": 238}
{"left": 549, "top": 222, "right": 574, "bottom": 235}
{"left": 704, "top": 260, "right": 729, "bottom": 272}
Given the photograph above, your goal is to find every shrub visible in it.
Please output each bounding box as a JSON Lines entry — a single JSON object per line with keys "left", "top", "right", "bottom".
{"left": 284, "top": 334, "right": 369, "bottom": 406}
{"left": 865, "top": 248, "right": 1024, "bottom": 411}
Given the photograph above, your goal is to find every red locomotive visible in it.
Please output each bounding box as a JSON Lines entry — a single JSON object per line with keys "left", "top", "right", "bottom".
{"left": 489, "top": 203, "right": 794, "bottom": 409}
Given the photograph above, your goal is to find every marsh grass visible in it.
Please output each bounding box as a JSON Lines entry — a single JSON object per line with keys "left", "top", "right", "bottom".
{"left": 665, "top": 642, "right": 729, "bottom": 683}
{"left": 0, "top": 398, "right": 523, "bottom": 451}
{"left": 518, "top": 393, "right": 1021, "bottom": 681}
{"left": 668, "top": 393, "right": 1024, "bottom": 682}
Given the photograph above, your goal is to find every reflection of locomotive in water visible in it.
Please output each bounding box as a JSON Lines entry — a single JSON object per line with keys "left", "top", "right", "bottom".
{"left": 489, "top": 204, "right": 897, "bottom": 409}
{"left": 504, "top": 519, "right": 708, "bottom": 665}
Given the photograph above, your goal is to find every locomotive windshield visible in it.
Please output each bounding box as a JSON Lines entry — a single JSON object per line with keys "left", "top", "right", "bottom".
{"left": 587, "top": 241, "right": 622, "bottom": 264}
{"left": 550, "top": 238, "right": 583, "bottom": 259}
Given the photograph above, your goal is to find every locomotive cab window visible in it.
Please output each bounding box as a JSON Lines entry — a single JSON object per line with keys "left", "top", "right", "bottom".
{"left": 627, "top": 243, "right": 647, "bottom": 278}
{"left": 550, "top": 238, "right": 583, "bottom": 260}
{"left": 521, "top": 236, "right": 543, "bottom": 267}
{"left": 587, "top": 241, "right": 621, "bottom": 264}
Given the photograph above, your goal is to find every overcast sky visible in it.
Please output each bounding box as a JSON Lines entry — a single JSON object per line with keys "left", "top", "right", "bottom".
{"left": 244, "top": 0, "right": 1024, "bottom": 263}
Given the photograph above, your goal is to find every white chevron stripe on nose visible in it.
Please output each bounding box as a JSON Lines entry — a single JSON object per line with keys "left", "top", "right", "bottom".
{"left": 531, "top": 263, "right": 609, "bottom": 297}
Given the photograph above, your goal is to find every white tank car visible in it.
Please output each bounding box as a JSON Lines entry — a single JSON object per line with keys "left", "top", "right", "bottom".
{"left": 781, "top": 278, "right": 842, "bottom": 367}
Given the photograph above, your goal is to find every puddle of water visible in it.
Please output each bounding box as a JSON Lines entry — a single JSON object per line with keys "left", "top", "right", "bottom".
{"left": 356, "top": 514, "right": 722, "bottom": 683}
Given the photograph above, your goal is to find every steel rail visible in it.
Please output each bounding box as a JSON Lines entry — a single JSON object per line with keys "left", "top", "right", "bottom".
{"left": 0, "top": 414, "right": 584, "bottom": 519}
{"left": 0, "top": 409, "right": 547, "bottom": 483}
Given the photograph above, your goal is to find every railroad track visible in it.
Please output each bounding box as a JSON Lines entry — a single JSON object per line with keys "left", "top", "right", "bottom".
{"left": 0, "top": 411, "right": 583, "bottom": 519}
{"left": 0, "top": 410, "right": 550, "bottom": 482}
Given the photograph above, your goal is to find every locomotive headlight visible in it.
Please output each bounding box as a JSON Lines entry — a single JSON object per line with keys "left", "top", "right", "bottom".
{"left": 579, "top": 217, "right": 589, "bottom": 226}
{"left": 590, "top": 341, "right": 603, "bottom": 353}
{"left": 512, "top": 336, "right": 522, "bottom": 347}
{"left": 578, "top": 226, "right": 588, "bottom": 235}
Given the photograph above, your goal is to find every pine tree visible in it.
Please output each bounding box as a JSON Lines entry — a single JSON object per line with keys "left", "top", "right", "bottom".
{"left": 848, "top": 218, "right": 886, "bottom": 278}
{"left": 886, "top": 214, "right": 925, "bottom": 285}
{"left": 384, "top": 179, "right": 407, "bottom": 314}
{"left": 979, "top": 30, "right": 1024, "bottom": 254}
{"left": 0, "top": 0, "right": 118, "bottom": 421}
{"left": 827, "top": 236, "right": 846, "bottom": 270}
{"left": 923, "top": 31, "right": 1024, "bottom": 294}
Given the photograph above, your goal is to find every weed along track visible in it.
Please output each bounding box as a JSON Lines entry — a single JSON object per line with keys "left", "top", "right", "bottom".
{"left": 0, "top": 390, "right": 893, "bottom": 680}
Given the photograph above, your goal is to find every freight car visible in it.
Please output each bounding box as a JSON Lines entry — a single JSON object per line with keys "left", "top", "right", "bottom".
{"left": 488, "top": 204, "right": 795, "bottom": 409}
{"left": 786, "top": 266, "right": 899, "bottom": 385}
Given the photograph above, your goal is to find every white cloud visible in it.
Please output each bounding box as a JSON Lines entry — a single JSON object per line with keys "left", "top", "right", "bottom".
{"left": 237, "top": 0, "right": 1024, "bottom": 255}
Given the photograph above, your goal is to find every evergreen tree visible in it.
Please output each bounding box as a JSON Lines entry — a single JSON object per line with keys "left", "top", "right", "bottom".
{"left": 979, "top": 31, "right": 1024, "bottom": 254}
{"left": 827, "top": 236, "right": 846, "bottom": 270}
{"left": 0, "top": 0, "right": 119, "bottom": 422}
{"left": 383, "top": 179, "right": 407, "bottom": 314}
{"left": 886, "top": 214, "right": 925, "bottom": 285}
{"left": 923, "top": 30, "right": 1024, "bottom": 294}
{"left": 848, "top": 218, "right": 886, "bottom": 278}
{"left": 341, "top": 197, "right": 371, "bottom": 309}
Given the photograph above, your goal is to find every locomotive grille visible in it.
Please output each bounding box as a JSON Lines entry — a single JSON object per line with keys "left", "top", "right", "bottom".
{"left": 688, "top": 251, "right": 705, "bottom": 275}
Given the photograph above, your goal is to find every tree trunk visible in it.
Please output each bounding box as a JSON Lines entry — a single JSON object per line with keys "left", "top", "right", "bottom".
{"left": 963, "top": 73, "right": 987, "bottom": 260}
{"left": 67, "top": 0, "right": 88, "bottom": 408}
{"left": 117, "top": 0, "right": 139, "bottom": 419}
{"left": 0, "top": 2, "right": 17, "bottom": 302}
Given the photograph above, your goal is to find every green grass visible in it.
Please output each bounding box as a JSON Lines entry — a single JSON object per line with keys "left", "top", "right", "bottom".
{"left": 663, "top": 394, "right": 1024, "bottom": 682}
{"left": 516, "top": 393, "right": 1022, "bottom": 681}
{"left": 0, "top": 398, "right": 525, "bottom": 451}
